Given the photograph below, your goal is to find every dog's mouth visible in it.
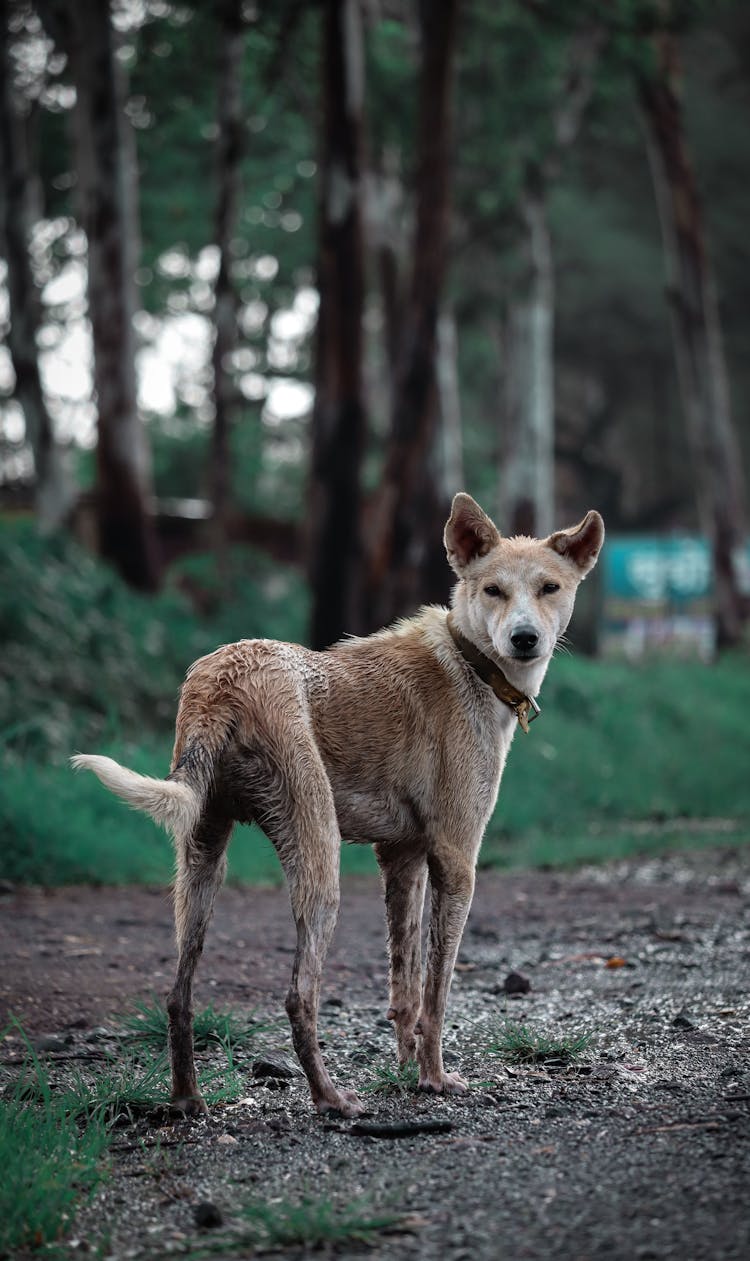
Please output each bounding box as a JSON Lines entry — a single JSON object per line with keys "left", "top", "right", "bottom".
{"left": 507, "top": 649, "right": 541, "bottom": 663}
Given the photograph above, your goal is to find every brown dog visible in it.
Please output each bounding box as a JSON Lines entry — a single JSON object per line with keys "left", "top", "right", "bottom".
{"left": 72, "top": 493, "right": 604, "bottom": 1117}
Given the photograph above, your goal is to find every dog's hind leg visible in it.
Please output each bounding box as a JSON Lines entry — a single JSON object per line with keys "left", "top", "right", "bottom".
{"left": 416, "top": 849, "right": 475, "bottom": 1095}
{"left": 167, "top": 806, "right": 233, "bottom": 1116}
{"left": 375, "top": 844, "right": 427, "bottom": 1066}
{"left": 262, "top": 742, "right": 361, "bottom": 1118}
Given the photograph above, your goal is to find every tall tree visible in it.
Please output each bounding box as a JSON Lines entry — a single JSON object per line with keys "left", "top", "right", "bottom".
{"left": 38, "top": 0, "right": 160, "bottom": 589}
{"left": 210, "top": 0, "right": 245, "bottom": 562}
{"left": 0, "top": 0, "right": 72, "bottom": 527}
{"left": 498, "top": 24, "right": 603, "bottom": 539}
{"left": 363, "top": 0, "right": 459, "bottom": 627}
{"left": 308, "top": 0, "right": 367, "bottom": 648}
{"left": 639, "top": 26, "right": 748, "bottom": 646}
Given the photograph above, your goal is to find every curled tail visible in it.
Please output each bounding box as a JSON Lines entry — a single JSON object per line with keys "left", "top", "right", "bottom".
{"left": 70, "top": 754, "right": 202, "bottom": 838}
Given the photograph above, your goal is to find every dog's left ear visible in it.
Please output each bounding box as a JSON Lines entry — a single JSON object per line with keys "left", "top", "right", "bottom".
{"left": 444, "top": 493, "right": 501, "bottom": 574}
{"left": 545, "top": 510, "right": 604, "bottom": 577}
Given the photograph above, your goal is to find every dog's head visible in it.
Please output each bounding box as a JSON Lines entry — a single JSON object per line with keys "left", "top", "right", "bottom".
{"left": 445, "top": 493, "right": 604, "bottom": 686}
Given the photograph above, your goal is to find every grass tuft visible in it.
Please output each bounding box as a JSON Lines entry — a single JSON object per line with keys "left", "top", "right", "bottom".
{"left": 0, "top": 1026, "right": 108, "bottom": 1254}
{"left": 121, "top": 996, "right": 276, "bottom": 1053}
{"left": 486, "top": 1021, "right": 594, "bottom": 1066}
{"left": 183, "top": 1194, "right": 400, "bottom": 1256}
{"left": 362, "top": 1059, "right": 420, "bottom": 1095}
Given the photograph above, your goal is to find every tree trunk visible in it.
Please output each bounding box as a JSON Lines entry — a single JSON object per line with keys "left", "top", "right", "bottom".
{"left": 437, "top": 308, "right": 464, "bottom": 497}
{"left": 499, "top": 179, "right": 555, "bottom": 538}
{"left": 308, "top": 0, "right": 367, "bottom": 648}
{"left": 639, "top": 31, "right": 747, "bottom": 647}
{"left": 363, "top": 0, "right": 459, "bottom": 627}
{"left": 0, "top": 0, "right": 72, "bottom": 529}
{"left": 67, "top": 0, "right": 160, "bottom": 590}
{"left": 498, "top": 27, "right": 603, "bottom": 540}
{"left": 211, "top": 0, "right": 244, "bottom": 565}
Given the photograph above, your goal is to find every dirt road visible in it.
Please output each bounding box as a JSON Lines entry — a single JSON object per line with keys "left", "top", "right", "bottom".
{"left": 2, "top": 847, "right": 749, "bottom": 1259}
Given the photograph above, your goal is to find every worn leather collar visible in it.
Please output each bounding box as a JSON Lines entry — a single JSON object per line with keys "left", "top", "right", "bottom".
{"left": 446, "top": 613, "right": 541, "bottom": 734}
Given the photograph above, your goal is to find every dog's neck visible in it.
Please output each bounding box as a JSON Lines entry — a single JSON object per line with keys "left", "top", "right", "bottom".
{"left": 445, "top": 612, "right": 546, "bottom": 733}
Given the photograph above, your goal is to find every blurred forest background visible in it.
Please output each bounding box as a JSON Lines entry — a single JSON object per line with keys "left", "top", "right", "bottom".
{"left": 1, "top": 0, "right": 750, "bottom": 886}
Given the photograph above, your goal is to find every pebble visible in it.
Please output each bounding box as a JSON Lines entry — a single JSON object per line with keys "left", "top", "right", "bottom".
{"left": 193, "top": 1202, "right": 223, "bottom": 1229}
{"left": 34, "top": 1034, "right": 72, "bottom": 1052}
{"left": 251, "top": 1054, "right": 301, "bottom": 1080}
{"left": 671, "top": 1011, "right": 695, "bottom": 1029}
{"left": 503, "top": 971, "right": 532, "bottom": 995}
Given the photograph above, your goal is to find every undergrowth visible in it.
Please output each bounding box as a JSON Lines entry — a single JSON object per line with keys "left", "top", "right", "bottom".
{"left": 183, "top": 1194, "right": 401, "bottom": 1256}
{"left": 122, "top": 996, "right": 276, "bottom": 1052}
{"left": 487, "top": 1021, "right": 594, "bottom": 1066}
{"left": 363, "top": 1060, "right": 420, "bottom": 1095}
{"left": 0, "top": 1016, "right": 247, "bottom": 1253}
{"left": 0, "top": 1029, "right": 109, "bottom": 1254}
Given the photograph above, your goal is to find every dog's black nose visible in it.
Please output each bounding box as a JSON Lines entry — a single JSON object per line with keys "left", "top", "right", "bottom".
{"left": 510, "top": 626, "right": 539, "bottom": 653}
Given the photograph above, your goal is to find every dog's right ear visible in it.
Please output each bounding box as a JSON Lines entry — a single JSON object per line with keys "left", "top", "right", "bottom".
{"left": 444, "top": 493, "right": 501, "bottom": 574}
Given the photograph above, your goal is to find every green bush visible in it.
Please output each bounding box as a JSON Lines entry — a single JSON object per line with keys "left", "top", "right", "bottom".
{"left": 0, "top": 522, "right": 308, "bottom": 761}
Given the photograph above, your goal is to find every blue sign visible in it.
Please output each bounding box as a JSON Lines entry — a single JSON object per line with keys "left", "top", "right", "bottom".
{"left": 602, "top": 536, "right": 715, "bottom": 660}
{"left": 604, "top": 537, "right": 712, "bottom": 604}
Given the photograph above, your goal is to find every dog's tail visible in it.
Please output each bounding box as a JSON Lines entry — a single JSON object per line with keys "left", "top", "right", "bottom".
{"left": 70, "top": 754, "right": 202, "bottom": 839}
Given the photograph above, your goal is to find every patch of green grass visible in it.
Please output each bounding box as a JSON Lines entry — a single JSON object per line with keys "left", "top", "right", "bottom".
{"left": 0, "top": 1095, "right": 108, "bottom": 1255}
{"left": 186, "top": 1194, "right": 401, "bottom": 1256}
{"left": 0, "top": 1031, "right": 109, "bottom": 1255}
{"left": 0, "top": 522, "right": 309, "bottom": 763}
{"left": 121, "top": 996, "right": 276, "bottom": 1053}
{"left": 60, "top": 1051, "right": 174, "bottom": 1124}
{"left": 0, "top": 748, "right": 379, "bottom": 886}
{"left": 486, "top": 1021, "right": 594, "bottom": 1066}
{"left": 14, "top": 1036, "right": 243, "bottom": 1128}
{"left": 489, "top": 653, "right": 750, "bottom": 846}
{"left": 362, "top": 1060, "right": 419, "bottom": 1095}
{"left": 69, "top": 1052, "right": 244, "bottom": 1122}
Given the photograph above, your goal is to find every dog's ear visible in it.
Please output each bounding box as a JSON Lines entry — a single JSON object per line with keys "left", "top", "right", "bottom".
{"left": 444, "top": 493, "right": 501, "bottom": 574}
{"left": 545, "top": 510, "right": 604, "bottom": 577}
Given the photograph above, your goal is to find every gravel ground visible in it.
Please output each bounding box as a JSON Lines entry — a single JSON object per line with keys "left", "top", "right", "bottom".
{"left": 2, "top": 846, "right": 749, "bottom": 1260}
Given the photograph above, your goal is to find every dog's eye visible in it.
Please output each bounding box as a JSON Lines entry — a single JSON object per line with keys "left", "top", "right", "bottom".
{"left": 484, "top": 584, "right": 505, "bottom": 598}
{"left": 540, "top": 582, "right": 560, "bottom": 596}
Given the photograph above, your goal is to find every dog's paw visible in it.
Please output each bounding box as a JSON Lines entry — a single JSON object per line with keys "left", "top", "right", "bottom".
{"left": 169, "top": 1094, "right": 209, "bottom": 1119}
{"left": 315, "top": 1088, "right": 364, "bottom": 1119}
{"left": 418, "top": 1070, "right": 469, "bottom": 1096}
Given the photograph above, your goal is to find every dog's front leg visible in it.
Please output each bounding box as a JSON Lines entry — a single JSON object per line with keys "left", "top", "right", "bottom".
{"left": 375, "top": 845, "right": 428, "bottom": 1065}
{"left": 416, "top": 852, "right": 475, "bottom": 1094}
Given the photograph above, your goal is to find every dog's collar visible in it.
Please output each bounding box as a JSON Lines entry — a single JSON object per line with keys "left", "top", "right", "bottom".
{"left": 446, "top": 614, "right": 541, "bottom": 734}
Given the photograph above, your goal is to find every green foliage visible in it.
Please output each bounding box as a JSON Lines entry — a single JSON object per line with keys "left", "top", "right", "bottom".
{"left": 0, "top": 521, "right": 308, "bottom": 762}
{"left": 0, "top": 744, "right": 379, "bottom": 886}
{"left": 0, "top": 1095, "right": 107, "bottom": 1255}
{"left": 486, "top": 1022, "right": 594, "bottom": 1066}
{"left": 58, "top": 1050, "right": 243, "bottom": 1123}
{"left": 0, "top": 1032, "right": 108, "bottom": 1255}
{"left": 484, "top": 652, "right": 750, "bottom": 861}
{"left": 58, "top": 1051, "right": 175, "bottom": 1125}
{"left": 362, "top": 1060, "right": 419, "bottom": 1096}
{"left": 131, "top": 4, "right": 318, "bottom": 313}
{"left": 187, "top": 1194, "right": 400, "bottom": 1256}
{"left": 121, "top": 996, "right": 276, "bottom": 1053}
{"left": 0, "top": 522, "right": 192, "bottom": 758}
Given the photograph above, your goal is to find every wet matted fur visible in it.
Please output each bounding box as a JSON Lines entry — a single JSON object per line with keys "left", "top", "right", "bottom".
{"left": 72, "top": 493, "right": 604, "bottom": 1117}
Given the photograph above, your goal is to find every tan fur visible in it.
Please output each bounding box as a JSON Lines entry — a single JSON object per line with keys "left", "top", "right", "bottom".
{"left": 71, "top": 754, "right": 201, "bottom": 837}
{"left": 72, "top": 494, "right": 604, "bottom": 1117}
